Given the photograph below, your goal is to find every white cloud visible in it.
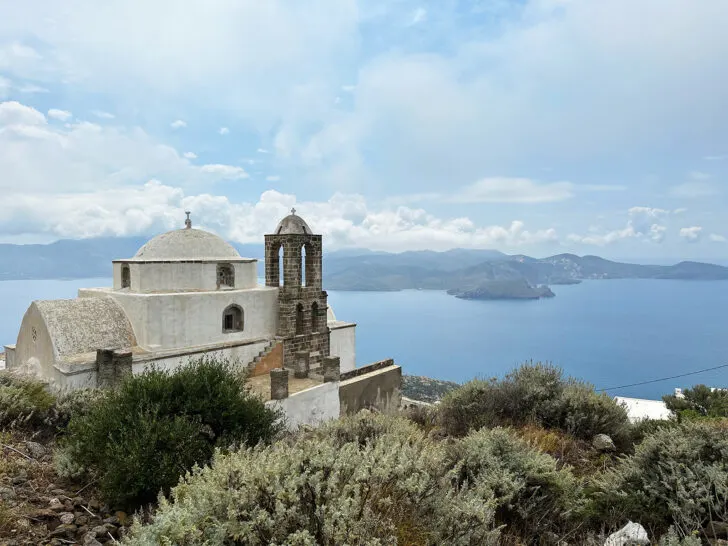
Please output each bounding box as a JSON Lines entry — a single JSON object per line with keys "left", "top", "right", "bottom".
{"left": 709, "top": 233, "right": 726, "bottom": 243}
{"left": 452, "top": 177, "right": 574, "bottom": 203}
{"left": 408, "top": 8, "right": 427, "bottom": 26}
{"left": 679, "top": 226, "right": 703, "bottom": 242}
{"left": 0, "top": 100, "right": 254, "bottom": 193}
{"left": 0, "top": 76, "right": 11, "bottom": 98}
{"left": 47, "top": 108, "right": 72, "bottom": 121}
{"left": 704, "top": 154, "right": 727, "bottom": 161}
{"left": 218, "top": 127, "right": 229, "bottom": 135}
{"left": 568, "top": 207, "right": 670, "bottom": 246}
{"left": 256, "top": 147, "right": 269, "bottom": 153}
{"left": 170, "top": 119, "right": 186, "bottom": 129}
{"left": 199, "top": 164, "right": 248, "bottom": 179}
{"left": 91, "top": 110, "right": 115, "bottom": 119}
{"left": 0, "top": 181, "right": 559, "bottom": 251}
{"left": 670, "top": 171, "right": 719, "bottom": 198}
{"left": 183, "top": 151, "right": 197, "bottom": 159}
{"left": 266, "top": 175, "right": 281, "bottom": 181}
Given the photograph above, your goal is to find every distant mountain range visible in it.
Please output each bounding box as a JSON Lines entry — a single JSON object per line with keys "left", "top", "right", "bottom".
{"left": 1, "top": 238, "right": 727, "bottom": 300}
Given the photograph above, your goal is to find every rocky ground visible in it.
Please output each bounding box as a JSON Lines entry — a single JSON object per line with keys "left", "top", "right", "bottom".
{"left": 0, "top": 433, "right": 130, "bottom": 546}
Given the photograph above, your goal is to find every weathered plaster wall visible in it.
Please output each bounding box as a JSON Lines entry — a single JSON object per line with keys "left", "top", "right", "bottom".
{"left": 80, "top": 286, "right": 278, "bottom": 351}
{"left": 266, "top": 381, "right": 340, "bottom": 430}
{"left": 2, "top": 345, "right": 15, "bottom": 369}
{"left": 339, "top": 364, "right": 402, "bottom": 415}
{"left": 112, "top": 261, "right": 257, "bottom": 292}
{"left": 251, "top": 341, "right": 283, "bottom": 377}
{"left": 329, "top": 322, "right": 356, "bottom": 373}
{"left": 13, "top": 303, "right": 58, "bottom": 382}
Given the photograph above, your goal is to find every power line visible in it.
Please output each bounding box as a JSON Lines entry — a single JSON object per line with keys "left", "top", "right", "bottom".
{"left": 599, "top": 363, "right": 728, "bottom": 392}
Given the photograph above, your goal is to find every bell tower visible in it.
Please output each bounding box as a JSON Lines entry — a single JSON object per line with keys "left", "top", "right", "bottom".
{"left": 265, "top": 209, "right": 329, "bottom": 370}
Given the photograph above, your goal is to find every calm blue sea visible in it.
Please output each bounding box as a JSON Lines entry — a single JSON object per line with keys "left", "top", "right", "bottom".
{"left": 1, "top": 278, "right": 727, "bottom": 399}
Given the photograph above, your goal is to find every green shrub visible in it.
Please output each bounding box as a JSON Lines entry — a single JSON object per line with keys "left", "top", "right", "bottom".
{"left": 438, "top": 363, "right": 631, "bottom": 447}
{"left": 663, "top": 384, "right": 728, "bottom": 420}
{"left": 60, "top": 357, "right": 282, "bottom": 508}
{"left": 447, "top": 427, "right": 583, "bottom": 541}
{"left": 0, "top": 371, "right": 56, "bottom": 430}
{"left": 126, "top": 413, "right": 502, "bottom": 545}
{"left": 591, "top": 419, "right": 728, "bottom": 538}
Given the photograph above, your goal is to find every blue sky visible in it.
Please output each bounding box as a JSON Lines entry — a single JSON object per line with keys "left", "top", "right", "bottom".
{"left": 0, "top": 0, "right": 727, "bottom": 260}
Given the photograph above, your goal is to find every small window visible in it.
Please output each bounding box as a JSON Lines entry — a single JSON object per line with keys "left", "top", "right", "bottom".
{"left": 217, "top": 263, "right": 235, "bottom": 288}
{"left": 295, "top": 303, "right": 304, "bottom": 335}
{"left": 121, "top": 264, "right": 131, "bottom": 289}
{"left": 222, "top": 305, "right": 243, "bottom": 333}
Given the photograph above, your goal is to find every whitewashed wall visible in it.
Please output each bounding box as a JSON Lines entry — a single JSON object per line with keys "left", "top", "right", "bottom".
{"left": 80, "top": 287, "right": 278, "bottom": 351}
{"left": 329, "top": 323, "right": 356, "bottom": 373}
{"left": 267, "top": 381, "right": 340, "bottom": 430}
{"left": 112, "top": 261, "right": 257, "bottom": 292}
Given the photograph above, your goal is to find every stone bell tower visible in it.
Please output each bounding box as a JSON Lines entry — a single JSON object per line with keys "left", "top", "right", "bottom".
{"left": 265, "top": 209, "right": 330, "bottom": 370}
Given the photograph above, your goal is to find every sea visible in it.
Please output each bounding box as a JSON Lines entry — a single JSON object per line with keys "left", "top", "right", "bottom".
{"left": 1, "top": 277, "right": 727, "bottom": 400}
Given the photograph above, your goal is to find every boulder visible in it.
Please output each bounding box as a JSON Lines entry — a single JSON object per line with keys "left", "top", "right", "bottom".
{"left": 593, "top": 434, "right": 616, "bottom": 452}
{"left": 604, "top": 522, "right": 650, "bottom": 546}
{"left": 25, "top": 441, "right": 47, "bottom": 459}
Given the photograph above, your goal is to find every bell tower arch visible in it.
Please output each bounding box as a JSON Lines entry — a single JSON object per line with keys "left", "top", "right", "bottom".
{"left": 265, "top": 209, "right": 329, "bottom": 370}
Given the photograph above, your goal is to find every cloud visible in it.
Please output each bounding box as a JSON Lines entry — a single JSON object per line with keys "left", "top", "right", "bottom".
{"left": 451, "top": 177, "right": 574, "bottom": 203}
{"left": 568, "top": 207, "right": 670, "bottom": 246}
{"left": 91, "top": 110, "right": 115, "bottom": 119}
{"left": 170, "top": 119, "right": 186, "bottom": 129}
{"left": 199, "top": 164, "right": 248, "bottom": 179}
{"left": 0, "top": 100, "right": 254, "bottom": 193}
{"left": 256, "top": 148, "right": 270, "bottom": 153}
{"left": 0, "top": 180, "right": 560, "bottom": 251}
{"left": 709, "top": 233, "right": 726, "bottom": 243}
{"left": 408, "top": 8, "right": 427, "bottom": 26}
{"left": 47, "top": 108, "right": 72, "bottom": 121}
{"left": 670, "top": 171, "right": 719, "bottom": 198}
{"left": 703, "top": 155, "right": 727, "bottom": 161}
{"left": 266, "top": 175, "right": 281, "bottom": 181}
{"left": 183, "top": 151, "right": 197, "bottom": 159}
{"left": 0, "top": 76, "right": 11, "bottom": 98}
{"left": 679, "top": 226, "right": 703, "bottom": 242}
{"left": 218, "top": 127, "right": 229, "bottom": 135}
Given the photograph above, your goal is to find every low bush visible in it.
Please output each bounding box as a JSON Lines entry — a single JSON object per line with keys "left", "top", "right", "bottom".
{"left": 447, "top": 427, "right": 583, "bottom": 541}
{"left": 0, "top": 371, "right": 56, "bottom": 430}
{"left": 590, "top": 419, "right": 728, "bottom": 538}
{"left": 438, "top": 362, "right": 631, "bottom": 447}
{"left": 663, "top": 384, "right": 728, "bottom": 420}
{"left": 126, "top": 413, "right": 502, "bottom": 546}
{"left": 59, "top": 357, "right": 282, "bottom": 508}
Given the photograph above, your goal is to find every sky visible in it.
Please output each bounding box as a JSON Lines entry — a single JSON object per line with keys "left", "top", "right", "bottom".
{"left": 0, "top": 0, "right": 727, "bottom": 260}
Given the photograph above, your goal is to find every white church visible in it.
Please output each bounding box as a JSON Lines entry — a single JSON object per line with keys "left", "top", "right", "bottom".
{"left": 3, "top": 211, "right": 401, "bottom": 425}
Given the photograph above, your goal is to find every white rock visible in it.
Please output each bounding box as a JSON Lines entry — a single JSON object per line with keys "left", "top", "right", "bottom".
{"left": 604, "top": 521, "right": 650, "bottom": 546}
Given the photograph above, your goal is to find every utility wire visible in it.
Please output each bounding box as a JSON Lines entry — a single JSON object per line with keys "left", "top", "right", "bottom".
{"left": 599, "top": 363, "right": 728, "bottom": 392}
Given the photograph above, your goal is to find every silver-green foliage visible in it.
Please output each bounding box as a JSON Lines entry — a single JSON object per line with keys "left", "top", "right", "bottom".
{"left": 127, "top": 413, "right": 515, "bottom": 545}
{"left": 593, "top": 420, "right": 728, "bottom": 537}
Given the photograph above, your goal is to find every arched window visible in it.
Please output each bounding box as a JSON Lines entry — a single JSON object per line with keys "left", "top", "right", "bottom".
{"left": 279, "top": 244, "right": 284, "bottom": 287}
{"left": 311, "top": 302, "right": 319, "bottom": 332}
{"left": 295, "top": 303, "right": 304, "bottom": 335}
{"left": 217, "top": 263, "right": 234, "bottom": 288}
{"left": 301, "top": 245, "right": 307, "bottom": 286}
{"left": 121, "top": 264, "right": 131, "bottom": 289}
{"left": 222, "top": 305, "right": 244, "bottom": 333}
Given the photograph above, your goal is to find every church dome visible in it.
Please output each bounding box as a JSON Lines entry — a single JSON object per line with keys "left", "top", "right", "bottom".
{"left": 133, "top": 228, "right": 241, "bottom": 261}
{"left": 275, "top": 209, "right": 312, "bottom": 235}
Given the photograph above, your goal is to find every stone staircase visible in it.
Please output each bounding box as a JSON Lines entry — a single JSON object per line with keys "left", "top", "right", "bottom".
{"left": 248, "top": 339, "right": 283, "bottom": 377}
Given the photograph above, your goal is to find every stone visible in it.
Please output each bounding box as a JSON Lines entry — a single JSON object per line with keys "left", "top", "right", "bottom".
{"left": 49, "top": 498, "right": 64, "bottom": 511}
{"left": 270, "top": 368, "right": 289, "bottom": 400}
{"left": 294, "top": 351, "right": 310, "bottom": 379}
{"left": 59, "top": 512, "right": 75, "bottom": 524}
{"left": 115, "top": 510, "right": 129, "bottom": 525}
{"left": 49, "top": 523, "right": 77, "bottom": 537}
{"left": 322, "top": 356, "right": 340, "bottom": 383}
{"left": 604, "top": 521, "right": 650, "bottom": 546}
{"left": 91, "top": 524, "right": 108, "bottom": 536}
{"left": 593, "top": 434, "right": 616, "bottom": 452}
{"left": 25, "top": 441, "right": 46, "bottom": 458}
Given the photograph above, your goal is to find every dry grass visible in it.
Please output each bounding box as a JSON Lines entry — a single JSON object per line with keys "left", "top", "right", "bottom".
{"left": 515, "top": 424, "right": 614, "bottom": 476}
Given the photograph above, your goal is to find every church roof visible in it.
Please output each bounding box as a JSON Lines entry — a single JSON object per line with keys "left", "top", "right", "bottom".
{"left": 132, "top": 228, "right": 241, "bottom": 261}
{"left": 34, "top": 298, "right": 136, "bottom": 359}
{"left": 274, "top": 209, "right": 313, "bottom": 235}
